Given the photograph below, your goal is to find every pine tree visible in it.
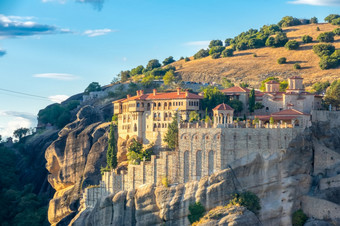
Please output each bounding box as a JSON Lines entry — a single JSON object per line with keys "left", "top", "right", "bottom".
{"left": 248, "top": 88, "right": 255, "bottom": 113}
{"left": 107, "top": 123, "right": 117, "bottom": 169}
{"left": 163, "top": 112, "right": 179, "bottom": 150}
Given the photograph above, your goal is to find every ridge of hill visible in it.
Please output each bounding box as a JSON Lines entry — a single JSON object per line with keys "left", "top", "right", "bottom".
{"left": 173, "top": 23, "right": 340, "bottom": 88}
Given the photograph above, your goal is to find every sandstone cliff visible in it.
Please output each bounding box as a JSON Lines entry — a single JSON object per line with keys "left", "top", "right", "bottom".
{"left": 46, "top": 106, "right": 111, "bottom": 225}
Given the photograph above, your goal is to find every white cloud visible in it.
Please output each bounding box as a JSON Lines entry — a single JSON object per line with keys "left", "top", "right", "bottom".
{"left": 122, "top": 57, "right": 127, "bottom": 62}
{"left": 33, "top": 73, "right": 79, "bottom": 80}
{"left": 288, "top": 0, "right": 340, "bottom": 6}
{"left": 49, "top": 95, "right": 69, "bottom": 103}
{"left": 185, "top": 41, "right": 210, "bottom": 48}
{"left": 83, "top": 29, "right": 114, "bottom": 37}
{"left": 0, "top": 110, "right": 37, "bottom": 138}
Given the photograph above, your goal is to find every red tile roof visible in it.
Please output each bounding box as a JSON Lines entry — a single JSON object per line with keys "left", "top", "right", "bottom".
{"left": 256, "top": 115, "right": 298, "bottom": 121}
{"left": 221, "top": 86, "right": 250, "bottom": 93}
{"left": 213, "top": 103, "right": 234, "bottom": 111}
{"left": 115, "top": 90, "right": 203, "bottom": 103}
{"left": 271, "top": 108, "right": 306, "bottom": 116}
{"left": 289, "top": 76, "right": 303, "bottom": 79}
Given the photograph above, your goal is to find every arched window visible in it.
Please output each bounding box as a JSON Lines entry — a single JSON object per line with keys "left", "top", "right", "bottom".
{"left": 158, "top": 123, "right": 161, "bottom": 128}
{"left": 154, "top": 113, "right": 157, "bottom": 120}
{"left": 137, "top": 102, "right": 140, "bottom": 107}
{"left": 208, "top": 150, "right": 214, "bottom": 175}
{"left": 196, "top": 150, "right": 202, "bottom": 179}
{"left": 158, "top": 102, "right": 161, "bottom": 107}
{"left": 184, "top": 151, "right": 189, "bottom": 183}
{"left": 169, "top": 102, "right": 172, "bottom": 107}
{"left": 134, "top": 123, "right": 137, "bottom": 132}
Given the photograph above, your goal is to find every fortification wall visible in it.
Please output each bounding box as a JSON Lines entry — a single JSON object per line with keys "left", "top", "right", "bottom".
{"left": 312, "top": 110, "right": 340, "bottom": 127}
{"left": 84, "top": 126, "right": 303, "bottom": 208}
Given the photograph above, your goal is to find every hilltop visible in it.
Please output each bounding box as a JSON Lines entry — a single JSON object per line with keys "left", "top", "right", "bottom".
{"left": 173, "top": 23, "right": 340, "bottom": 88}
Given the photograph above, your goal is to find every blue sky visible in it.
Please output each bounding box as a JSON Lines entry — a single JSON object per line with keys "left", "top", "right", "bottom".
{"left": 0, "top": 0, "right": 339, "bottom": 138}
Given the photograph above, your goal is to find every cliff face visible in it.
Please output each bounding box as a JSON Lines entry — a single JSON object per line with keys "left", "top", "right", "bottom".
{"left": 46, "top": 106, "right": 111, "bottom": 225}
{"left": 70, "top": 127, "right": 314, "bottom": 225}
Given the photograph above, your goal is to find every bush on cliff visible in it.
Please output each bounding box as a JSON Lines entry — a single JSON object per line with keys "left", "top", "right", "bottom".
{"left": 292, "top": 209, "right": 308, "bottom": 226}
{"left": 188, "top": 202, "right": 205, "bottom": 224}
{"left": 228, "top": 191, "right": 261, "bottom": 215}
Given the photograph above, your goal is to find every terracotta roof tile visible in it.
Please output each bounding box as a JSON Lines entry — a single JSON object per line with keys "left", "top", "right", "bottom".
{"left": 271, "top": 108, "right": 306, "bottom": 115}
{"left": 221, "top": 86, "right": 250, "bottom": 93}
{"left": 120, "top": 91, "right": 203, "bottom": 103}
{"left": 213, "top": 103, "right": 234, "bottom": 111}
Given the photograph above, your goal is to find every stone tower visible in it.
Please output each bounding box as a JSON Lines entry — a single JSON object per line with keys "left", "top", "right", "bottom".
{"left": 265, "top": 80, "right": 280, "bottom": 92}
{"left": 287, "top": 76, "right": 304, "bottom": 93}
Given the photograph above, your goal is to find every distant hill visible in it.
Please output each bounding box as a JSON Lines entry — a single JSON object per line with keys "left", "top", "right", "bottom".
{"left": 173, "top": 23, "right": 340, "bottom": 89}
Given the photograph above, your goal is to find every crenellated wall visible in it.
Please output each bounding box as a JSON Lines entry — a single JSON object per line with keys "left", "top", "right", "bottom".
{"left": 84, "top": 126, "right": 303, "bottom": 208}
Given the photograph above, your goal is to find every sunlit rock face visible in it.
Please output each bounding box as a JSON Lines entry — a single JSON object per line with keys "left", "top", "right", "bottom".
{"left": 46, "top": 106, "right": 110, "bottom": 225}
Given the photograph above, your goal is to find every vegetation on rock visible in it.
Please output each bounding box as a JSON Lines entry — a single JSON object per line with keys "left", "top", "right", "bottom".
{"left": 188, "top": 202, "right": 205, "bottom": 224}
{"left": 106, "top": 123, "right": 117, "bottom": 169}
{"left": 228, "top": 191, "right": 261, "bottom": 215}
{"left": 292, "top": 209, "right": 308, "bottom": 226}
{"left": 84, "top": 82, "right": 101, "bottom": 94}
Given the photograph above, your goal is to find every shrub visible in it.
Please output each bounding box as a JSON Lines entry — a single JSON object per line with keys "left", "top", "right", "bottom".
{"left": 278, "top": 16, "right": 302, "bottom": 27}
{"left": 194, "top": 49, "right": 209, "bottom": 59}
{"left": 179, "top": 56, "right": 184, "bottom": 60}
{"left": 146, "top": 59, "right": 161, "bottom": 71}
{"left": 317, "top": 32, "right": 335, "bottom": 43}
{"left": 313, "top": 44, "right": 335, "bottom": 57}
{"left": 209, "top": 40, "right": 223, "bottom": 48}
{"left": 236, "top": 41, "right": 248, "bottom": 51}
{"left": 161, "top": 176, "right": 169, "bottom": 187}
{"left": 224, "top": 38, "right": 233, "bottom": 47}
{"left": 316, "top": 27, "right": 320, "bottom": 31}
{"left": 184, "top": 57, "right": 190, "bottom": 62}
{"left": 188, "top": 202, "right": 205, "bottom": 224}
{"left": 325, "top": 80, "right": 340, "bottom": 108}
{"left": 211, "top": 53, "right": 220, "bottom": 59}
{"left": 265, "top": 37, "right": 275, "bottom": 47}
{"left": 331, "top": 17, "right": 340, "bottom": 25}
{"left": 253, "top": 53, "right": 257, "bottom": 57}
{"left": 285, "top": 40, "right": 299, "bottom": 50}
{"left": 319, "top": 56, "right": 339, "bottom": 70}
{"left": 333, "top": 28, "right": 340, "bottom": 36}
{"left": 292, "top": 209, "right": 308, "bottom": 226}
{"left": 209, "top": 46, "right": 225, "bottom": 55}
{"left": 312, "top": 81, "right": 330, "bottom": 94}
{"left": 302, "top": 35, "right": 313, "bottom": 43}
{"left": 228, "top": 191, "right": 261, "bottom": 214}
{"left": 310, "top": 16, "right": 318, "bottom": 24}
{"left": 274, "top": 32, "right": 289, "bottom": 47}
{"left": 84, "top": 82, "right": 101, "bottom": 94}
{"left": 222, "top": 48, "right": 233, "bottom": 57}
{"left": 294, "top": 63, "right": 301, "bottom": 69}
{"left": 130, "top": 65, "right": 144, "bottom": 76}
{"left": 162, "top": 56, "right": 175, "bottom": 66}
{"left": 277, "top": 57, "right": 287, "bottom": 64}
{"left": 325, "top": 14, "right": 340, "bottom": 23}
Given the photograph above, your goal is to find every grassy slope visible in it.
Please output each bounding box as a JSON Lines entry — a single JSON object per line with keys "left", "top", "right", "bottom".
{"left": 173, "top": 23, "right": 340, "bottom": 89}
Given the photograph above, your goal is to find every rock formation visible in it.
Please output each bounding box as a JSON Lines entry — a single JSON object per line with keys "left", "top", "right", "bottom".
{"left": 46, "top": 106, "right": 110, "bottom": 225}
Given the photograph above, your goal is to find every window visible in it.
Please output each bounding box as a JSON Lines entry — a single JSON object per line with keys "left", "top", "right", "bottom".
{"left": 137, "top": 102, "right": 140, "bottom": 107}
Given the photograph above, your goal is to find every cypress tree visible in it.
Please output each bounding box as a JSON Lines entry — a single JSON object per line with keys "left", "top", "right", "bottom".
{"left": 163, "top": 112, "right": 179, "bottom": 150}
{"left": 107, "top": 123, "right": 117, "bottom": 169}
{"left": 248, "top": 88, "right": 255, "bottom": 113}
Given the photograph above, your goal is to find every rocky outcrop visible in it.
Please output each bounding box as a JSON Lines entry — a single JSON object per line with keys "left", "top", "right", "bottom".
{"left": 71, "top": 127, "right": 314, "bottom": 225}
{"left": 46, "top": 106, "right": 111, "bottom": 225}
{"left": 195, "top": 206, "right": 261, "bottom": 226}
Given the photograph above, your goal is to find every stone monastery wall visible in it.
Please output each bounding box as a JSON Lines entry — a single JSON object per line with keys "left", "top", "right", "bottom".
{"left": 84, "top": 126, "right": 303, "bottom": 208}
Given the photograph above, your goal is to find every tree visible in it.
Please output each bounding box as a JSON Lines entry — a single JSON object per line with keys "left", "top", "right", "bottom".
{"left": 163, "top": 56, "right": 175, "bottom": 66}
{"left": 117, "top": 71, "right": 131, "bottom": 82}
{"left": 141, "top": 75, "right": 155, "bottom": 88}
{"left": 13, "top": 128, "right": 30, "bottom": 141}
{"left": 184, "top": 57, "right": 190, "bottom": 62}
{"left": 277, "top": 57, "right": 287, "bottom": 64}
{"left": 332, "top": 18, "right": 340, "bottom": 25}
{"left": 294, "top": 63, "right": 301, "bottom": 69}
{"left": 222, "top": 78, "right": 234, "bottom": 88}
{"left": 188, "top": 202, "right": 205, "bottom": 224}
{"left": 313, "top": 44, "right": 335, "bottom": 57}
{"left": 189, "top": 111, "right": 200, "bottom": 122}
{"left": 254, "top": 102, "right": 264, "bottom": 110}
{"left": 163, "top": 112, "right": 179, "bottom": 149}
{"left": 274, "top": 32, "right": 288, "bottom": 47}
{"left": 280, "top": 80, "right": 288, "bottom": 92}
{"left": 211, "top": 53, "right": 220, "bottom": 59}
{"left": 209, "top": 40, "right": 223, "bottom": 48}
{"left": 248, "top": 88, "right": 255, "bottom": 113}
{"left": 265, "top": 37, "right": 275, "bottom": 47}
{"left": 146, "top": 59, "right": 161, "bottom": 71}
{"left": 193, "top": 49, "right": 209, "bottom": 59}
{"left": 277, "top": 16, "right": 302, "bottom": 27}
{"left": 222, "top": 48, "right": 234, "bottom": 57}
{"left": 84, "top": 82, "right": 101, "bottom": 94}
{"left": 106, "top": 123, "right": 117, "bottom": 169}
{"left": 285, "top": 40, "right": 299, "bottom": 50}
{"left": 225, "top": 38, "right": 233, "bottom": 47}
{"left": 319, "top": 56, "right": 338, "bottom": 70}
{"left": 312, "top": 81, "right": 330, "bottom": 94}
{"left": 0, "top": 135, "right": 2, "bottom": 143}
{"left": 325, "top": 14, "right": 340, "bottom": 23}
{"left": 324, "top": 80, "right": 340, "bottom": 109}
{"left": 260, "top": 77, "right": 280, "bottom": 91}
{"left": 201, "top": 86, "right": 228, "bottom": 111}
{"left": 302, "top": 35, "right": 313, "bottom": 43}
{"left": 317, "top": 32, "right": 335, "bottom": 43}
{"left": 209, "top": 46, "right": 225, "bottom": 55}
{"left": 310, "top": 16, "right": 318, "bottom": 24}
{"left": 127, "top": 138, "right": 144, "bottom": 165}
{"left": 334, "top": 28, "right": 340, "bottom": 36}
{"left": 228, "top": 191, "right": 261, "bottom": 215}
{"left": 163, "top": 70, "right": 176, "bottom": 86}
{"left": 270, "top": 117, "right": 274, "bottom": 125}
{"left": 130, "top": 65, "right": 144, "bottom": 76}
{"left": 240, "top": 82, "right": 249, "bottom": 88}
{"left": 229, "top": 99, "right": 243, "bottom": 113}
